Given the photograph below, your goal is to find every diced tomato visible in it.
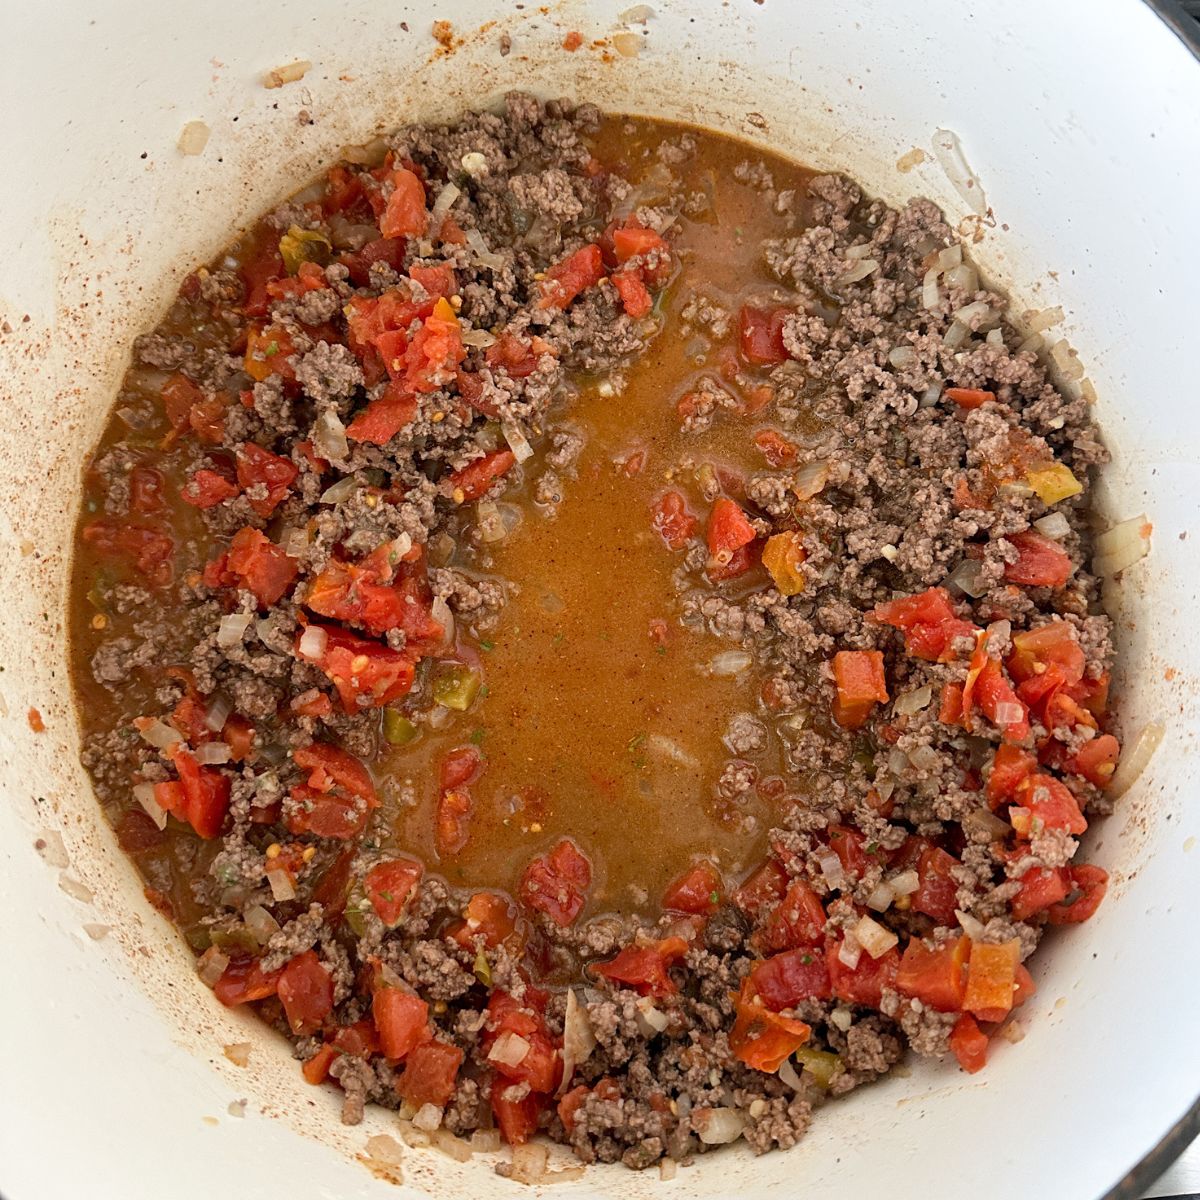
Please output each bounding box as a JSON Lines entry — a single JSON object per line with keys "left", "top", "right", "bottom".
{"left": 1002, "top": 530, "right": 1073, "bottom": 588}
{"left": 484, "top": 331, "right": 542, "bottom": 379}
{"left": 301, "top": 1043, "right": 339, "bottom": 1085}
{"left": 448, "top": 891, "right": 518, "bottom": 949}
{"left": 81, "top": 519, "right": 174, "bottom": 587}
{"left": 323, "top": 162, "right": 365, "bottom": 214}
{"left": 212, "top": 955, "right": 282, "bottom": 1006}
{"left": 404, "top": 298, "right": 466, "bottom": 393}
{"left": 397, "top": 1040, "right": 463, "bottom": 1108}
{"left": 236, "top": 442, "right": 298, "bottom": 517}
{"left": 827, "top": 825, "right": 872, "bottom": 881}
{"left": 592, "top": 937, "right": 688, "bottom": 999}
{"left": 650, "top": 490, "right": 698, "bottom": 550}
{"left": 557, "top": 1084, "right": 591, "bottom": 1134}
{"left": 986, "top": 744, "right": 1037, "bottom": 808}
{"left": 753, "top": 429, "right": 799, "bottom": 467}
{"left": 340, "top": 236, "right": 407, "bottom": 287}
{"left": 949, "top": 1013, "right": 989, "bottom": 1074}
{"left": 1046, "top": 863, "right": 1109, "bottom": 924}
{"left": 733, "top": 859, "right": 788, "bottom": 920}
{"left": 295, "top": 623, "right": 416, "bottom": 711}
{"left": 304, "top": 540, "right": 419, "bottom": 638}
{"left": 160, "top": 372, "right": 205, "bottom": 434}
{"left": 662, "top": 861, "right": 723, "bottom": 915}
{"left": 707, "top": 498, "right": 756, "bottom": 562}
{"left": 379, "top": 168, "right": 428, "bottom": 239}
{"left": 896, "top": 936, "right": 969, "bottom": 1012}
{"left": 440, "top": 745, "right": 483, "bottom": 790}
{"left": 1067, "top": 734, "right": 1120, "bottom": 788}
{"left": 287, "top": 740, "right": 378, "bottom": 840}
{"left": 1014, "top": 773, "right": 1087, "bottom": 836}
{"left": 1010, "top": 865, "right": 1071, "bottom": 921}
{"left": 277, "top": 950, "right": 334, "bottom": 1036}
{"left": 373, "top": 985, "right": 430, "bottom": 1060}
{"left": 871, "top": 587, "right": 979, "bottom": 663}
{"left": 738, "top": 305, "right": 789, "bottom": 365}
{"left": 750, "top": 947, "right": 832, "bottom": 1007}
{"left": 945, "top": 387, "right": 995, "bottom": 410}
{"left": 939, "top": 681, "right": 965, "bottom": 727}
{"left": 435, "top": 789, "right": 473, "bottom": 856}
{"left": 333, "top": 1019, "right": 380, "bottom": 1059}
{"left": 492, "top": 1089, "right": 540, "bottom": 1146}
{"left": 182, "top": 467, "right": 240, "bottom": 508}
{"left": 539, "top": 243, "right": 605, "bottom": 309}
{"left": 753, "top": 879, "right": 828, "bottom": 953}
{"left": 520, "top": 838, "right": 592, "bottom": 926}
{"left": 155, "top": 745, "right": 230, "bottom": 839}
{"left": 612, "top": 224, "right": 670, "bottom": 273}
{"left": 239, "top": 242, "right": 286, "bottom": 318}
{"left": 244, "top": 324, "right": 297, "bottom": 383}
{"left": 205, "top": 526, "right": 298, "bottom": 607}
{"left": 222, "top": 715, "right": 255, "bottom": 761}
{"left": 364, "top": 858, "right": 424, "bottom": 926}
{"left": 910, "top": 846, "right": 961, "bottom": 926}
{"left": 730, "top": 982, "right": 811, "bottom": 1072}
{"left": 127, "top": 465, "right": 165, "bottom": 513}
{"left": 612, "top": 270, "right": 653, "bottom": 318}
{"left": 963, "top": 939, "right": 1020, "bottom": 1022}
{"left": 485, "top": 989, "right": 560, "bottom": 1093}
{"left": 826, "top": 941, "right": 900, "bottom": 1008}
{"left": 706, "top": 539, "right": 759, "bottom": 581}
{"left": 1006, "top": 622, "right": 1085, "bottom": 685}
{"left": 830, "top": 649, "right": 889, "bottom": 730}
{"left": 448, "top": 449, "right": 516, "bottom": 502}
{"left": 972, "top": 659, "right": 1031, "bottom": 742}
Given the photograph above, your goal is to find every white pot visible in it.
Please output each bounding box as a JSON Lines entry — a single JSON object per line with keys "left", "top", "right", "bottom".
{"left": 2, "top": 2, "right": 1198, "bottom": 1197}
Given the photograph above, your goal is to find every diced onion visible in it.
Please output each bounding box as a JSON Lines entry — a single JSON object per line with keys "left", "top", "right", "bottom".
{"left": 620, "top": 3, "right": 655, "bottom": 20}
{"left": 829, "top": 1007, "right": 853, "bottom": 1032}
{"left": 267, "top": 867, "right": 297, "bottom": 902}
{"left": 612, "top": 30, "right": 641, "bottom": 56}
{"left": 195, "top": 741, "right": 232, "bottom": 765}
{"left": 136, "top": 718, "right": 183, "bottom": 750}
{"left": 244, "top": 904, "right": 281, "bottom": 944}
{"left": 962, "top": 807, "right": 1011, "bottom": 842}
{"left": 488, "top": 1031, "right": 531, "bottom": 1069}
{"left": 888, "top": 345, "right": 917, "bottom": 369}
{"left": 936, "top": 244, "right": 963, "bottom": 273}
{"left": 476, "top": 500, "right": 508, "bottom": 544}
{"left": 262, "top": 60, "right": 311, "bottom": 89}
{"left": 429, "top": 1127, "right": 473, "bottom": 1161}
{"left": 956, "top": 909, "right": 986, "bottom": 941}
{"left": 694, "top": 1107, "right": 746, "bottom": 1145}
{"left": 708, "top": 650, "right": 752, "bottom": 677}
{"left": 312, "top": 411, "right": 349, "bottom": 462}
{"left": 298, "top": 625, "right": 328, "bottom": 660}
{"left": 204, "top": 694, "right": 232, "bottom": 733}
{"left": 508, "top": 1142, "right": 550, "bottom": 1185}
{"left": 952, "top": 300, "right": 993, "bottom": 327}
{"left": 932, "top": 128, "right": 988, "bottom": 217}
{"left": 946, "top": 558, "right": 986, "bottom": 598}
{"left": 1107, "top": 721, "right": 1165, "bottom": 799}
{"left": 920, "top": 381, "right": 943, "bottom": 408}
{"left": 837, "top": 257, "right": 879, "bottom": 286}
{"left": 428, "top": 181, "right": 461, "bottom": 238}
{"left": 1024, "top": 306, "right": 1065, "bottom": 334}
{"left": 816, "top": 847, "right": 846, "bottom": 891}
{"left": 430, "top": 596, "right": 455, "bottom": 646}
{"left": 461, "top": 151, "right": 489, "bottom": 178}
{"left": 133, "top": 781, "right": 169, "bottom": 829}
{"left": 894, "top": 684, "right": 933, "bottom": 716}
{"left": 428, "top": 704, "right": 452, "bottom": 730}
{"left": 647, "top": 734, "right": 701, "bottom": 770}
{"left": 284, "top": 526, "right": 310, "bottom": 557}
{"left": 997, "top": 480, "right": 1035, "bottom": 499}
{"left": 197, "top": 947, "right": 230, "bottom": 987}
{"left": 1034, "top": 511, "right": 1072, "bottom": 539}
{"left": 460, "top": 327, "right": 496, "bottom": 348}
{"left": 464, "top": 226, "right": 505, "bottom": 270}
{"left": 853, "top": 914, "right": 899, "bottom": 959}
{"left": 217, "top": 612, "right": 252, "bottom": 648}
{"left": 866, "top": 881, "right": 895, "bottom": 912}
{"left": 777, "top": 1057, "right": 805, "bottom": 1091}
{"left": 1049, "top": 338, "right": 1085, "bottom": 381}
{"left": 793, "top": 459, "right": 831, "bottom": 501}
{"left": 1018, "top": 332, "right": 1045, "bottom": 355}
{"left": 635, "top": 996, "right": 670, "bottom": 1035}
{"left": 922, "top": 268, "right": 941, "bottom": 310}
{"left": 837, "top": 932, "right": 862, "bottom": 969}
{"left": 412, "top": 1103, "right": 443, "bottom": 1132}
{"left": 660, "top": 1158, "right": 679, "bottom": 1181}
{"left": 907, "top": 743, "right": 940, "bottom": 772}
{"left": 471, "top": 1129, "right": 502, "bottom": 1153}
{"left": 945, "top": 263, "right": 978, "bottom": 293}
{"left": 943, "top": 320, "right": 970, "bottom": 349}
{"left": 1092, "top": 514, "right": 1151, "bottom": 578}
{"left": 986, "top": 327, "right": 1005, "bottom": 346}
{"left": 992, "top": 701, "right": 1026, "bottom": 727}
{"left": 890, "top": 869, "right": 920, "bottom": 897}
{"left": 887, "top": 748, "right": 910, "bottom": 777}
{"left": 501, "top": 421, "right": 534, "bottom": 463}
{"left": 845, "top": 243, "right": 875, "bottom": 261}
{"left": 320, "top": 476, "right": 358, "bottom": 504}
{"left": 559, "top": 989, "right": 596, "bottom": 1093}
{"left": 177, "top": 120, "right": 210, "bottom": 156}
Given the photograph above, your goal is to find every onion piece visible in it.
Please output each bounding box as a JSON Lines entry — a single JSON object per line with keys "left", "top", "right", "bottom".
{"left": 829, "top": 1007, "right": 853, "bottom": 1032}
{"left": 298, "top": 625, "right": 328, "bottom": 660}
{"left": 136, "top": 717, "right": 183, "bottom": 750}
{"left": 893, "top": 684, "right": 933, "bottom": 716}
{"left": 888, "top": 345, "right": 917, "bottom": 369}
{"left": 460, "top": 326, "right": 496, "bottom": 348}
{"left": 945, "top": 263, "right": 978, "bottom": 293}
{"left": 694, "top": 1107, "right": 746, "bottom": 1145}
{"left": 195, "top": 741, "right": 232, "bottom": 765}
{"left": 777, "top": 1057, "right": 805, "bottom": 1091}
{"left": 931, "top": 128, "right": 988, "bottom": 217}
{"left": 945, "top": 558, "right": 986, "bottom": 598}
{"left": 708, "top": 650, "right": 752, "bottom": 677}
{"left": 133, "top": 782, "right": 169, "bottom": 829}
{"left": 952, "top": 300, "right": 993, "bottom": 328}
{"left": 217, "top": 612, "right": 252, "bottom": 648}
{"left": 177, "top": 120, "right": 210, "bottom": 156}
{"left": 1107, "top": 721, "right": 1165, "bottom": 799}
{"left": 501, "top": 421, "right": 534, "bottom": 463}
{"left": 428, "top": 181, "right": 461, "bottom": 238}
{"left": 429, "top": 1127, "right": 473, "bottom": 1161}
{"left": 319, "top": 476, "right": 358, "bottom": 504}
{"left": 1049, "top": 338, "right": 1085, "bottom": 381}
{"left": 956, "top": 909, "right": 986, "bottom": 941}
{"left": 312, "top": 410, "right": 349, "bottom": 462}
{"left": 612, "top": 30, "right": 641, "bottom": 56}
{"left": 816, "top": 848, "right": 846, "bottom": 891}
{"left": 793, "top": 459, "right": 831, "bottom": 502}
{"left": 476, "top": 500, "right": 507, "bottom": 544}
{"left": 204, "top": 694, "right": 232, "bottom": 733}
{"left": 1034, "top": 511, "right": 1071, "bottom": 539}
{"left": 922, "top": 268, "right": 941, "bottom": 310}
{"left": 943, "top": 320, "right": 970, "bottom": 349}
{"left": 559, "top": 989, "right": 596, "bottom": 1093}
{"left": 659, "top": 1158, "right": 679, "bottom": 1181}
{"left": 852, "top": 914, "right": 899, "bottom": 959}
{"left": 647, "top": 734, "right": 701, "bottom": 770}
{"left": 907, "top": 743, "right": 940, "bottom": 772}
{"left": 430, "top": 595, "right": 455, "bottom": 646}
{"left": 992, "top": 701, "right": 1026, "bottom": 727}
{"left": 412, "top": 1103, "right": 443, "bottom": 1133}
{"left": 464, "top": 226, "right": 505, "bottom": 270}
{"left": 962, "top": 807, "right": 1011, "bottom": 842}
{"left": 620, "top": 3, "right": 655, "bottom": 20}
{"left": 471, "top": 1129, "right": 502, "bottom": 1153}
{"left": 836, "top": 257, "right": 879, "bottom": 286}
{"left": 890, "top": 869, "right": 920, "bottom": 897}
{"left": 508, "top": 1142, "right": 549, "bottom": 1185}
{"left": 488, "top": 1031, "right": 531, "bottom": 1069}
{"left": 267, "top": 866, "right": 297, "bottom": 902}
{"left": 196, "top": 947, "right": 230, "bottom": 987}
{"left": 635, "top": 996, "right": 670, "bottom": 1036}
{"left": 865, "top": 881, "right": 895, "bottom": 913}
{"left": 919, "top": 381, "right": 943, "bottom": 408}
{"left": 244, "top": 904, "right": 281, "bottom": 944}
{"left": 837, "top": 931, "right": 862, "bottom": 969}
{"left": 936, "top": 244, "right": 963, "bottom": 273}
{"left": 1092, "top": 514, "right": 1151, "bottom": 577}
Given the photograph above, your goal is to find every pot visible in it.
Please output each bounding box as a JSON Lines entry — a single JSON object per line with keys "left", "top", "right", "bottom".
{"left": 1, "top": 2, "right": 1198, "bottom": 1197}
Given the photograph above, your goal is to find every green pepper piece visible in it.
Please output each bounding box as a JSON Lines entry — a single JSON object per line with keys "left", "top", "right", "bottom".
{"left": 344, "top": 897, "right": 372, "bottom": 939}
{"left": 473, "top": 949, "right": 492, "bottom": 986}
{"left": 793, "top": 1046, "right": 842, "bottom": 1090}
{"left": 432, "top": 663, "right": 482, "bottom": 712}
{"left": 209, "top": 924, "right": 260, "bottom": 954}
{"left": 278, "top": 225, "right": 331, "bottom": 274}
{"left": 383, "top": 709, "right": 419, "bottom": 746}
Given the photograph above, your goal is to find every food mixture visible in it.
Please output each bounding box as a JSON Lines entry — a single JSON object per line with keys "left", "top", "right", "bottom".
{"left": 72, "top": 94, "right": 1123, "bottom": 1173}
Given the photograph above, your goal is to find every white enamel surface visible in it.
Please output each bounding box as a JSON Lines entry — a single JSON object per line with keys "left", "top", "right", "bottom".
{"left": 1, "top": 2, "right": 1198, "bottom": 1198}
